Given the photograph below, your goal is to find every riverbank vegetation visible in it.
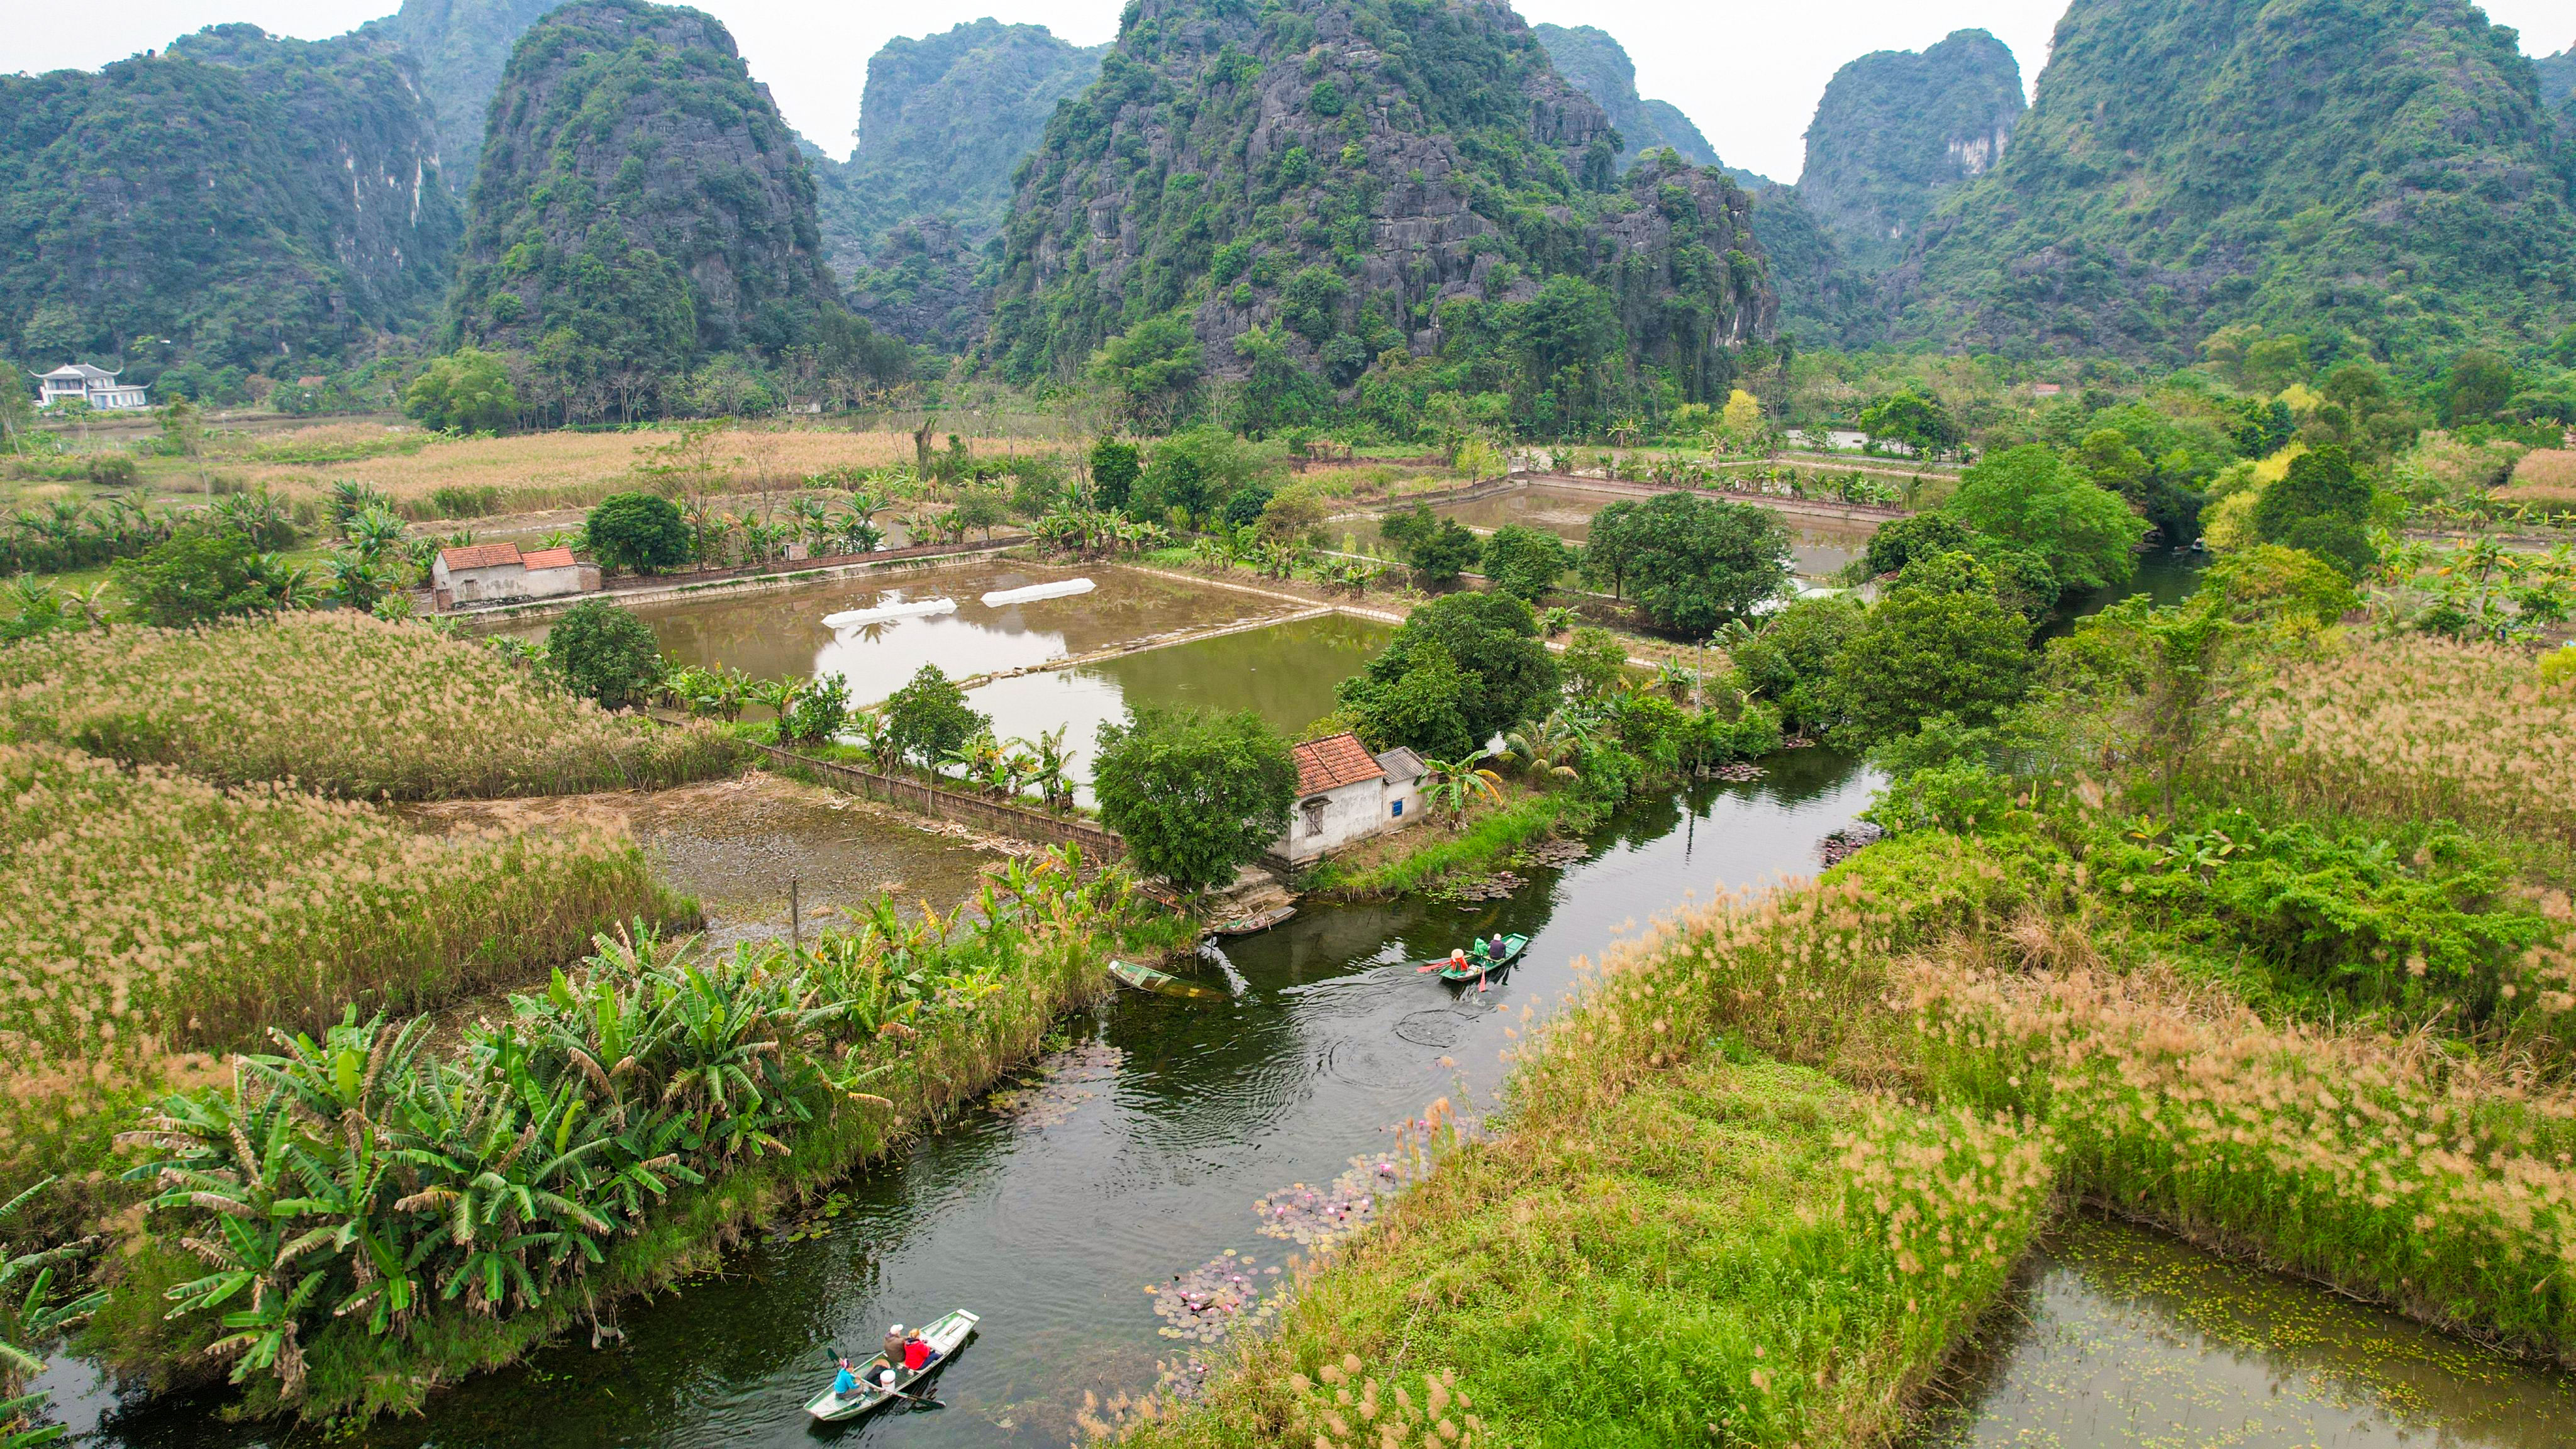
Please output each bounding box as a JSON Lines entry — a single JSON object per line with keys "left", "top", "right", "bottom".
{"left": 0, "top": 740, "right": 680, "bottom": 1237}
{"left": 93, "top": 847, "right": 1181, "bottom": 1421}
{"left": 1115, "top": 535, "right": 2576, "bottom": 1441}
{"left": 0, "top": 611, "right": 739, "bottom": 799}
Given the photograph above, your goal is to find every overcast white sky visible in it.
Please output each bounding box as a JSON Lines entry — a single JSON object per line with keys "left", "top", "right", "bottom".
{"left": 9, "top": 1, "right": 2572, "bottom": 182}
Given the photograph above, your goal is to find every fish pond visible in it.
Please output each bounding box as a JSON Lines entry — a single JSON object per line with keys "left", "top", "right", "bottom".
{"left": 1333, "top": 481, "right": 1880, "bottom": 583}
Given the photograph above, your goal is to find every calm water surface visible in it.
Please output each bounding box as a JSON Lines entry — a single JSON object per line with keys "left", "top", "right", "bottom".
{"left": 965, "top": 614, "right": 1391, "bottom": 802}
{"left": 1918, "top": 1215, "right": 2576, "bottom": 1448}
{"left": 63, "top": 753, "right": 1879, "bottom": 1448}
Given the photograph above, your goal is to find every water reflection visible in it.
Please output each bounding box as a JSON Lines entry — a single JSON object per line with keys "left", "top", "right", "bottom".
{"left": 1919, "top": 1215, "right": 2576, "bottom": 1448}
{"left": 70, "top": 757, "right": 1880, "bottom": 1448}
{"left": 964, "top": 614, "right": 1392, "bottom": 802}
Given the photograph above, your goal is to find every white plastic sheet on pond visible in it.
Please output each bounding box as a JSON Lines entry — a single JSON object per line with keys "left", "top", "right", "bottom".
{"left": 822, "top": 597, "right": 957, "bottom": 628}
{"left": 980, "top": 577, "right": 1096, "bottom": 608}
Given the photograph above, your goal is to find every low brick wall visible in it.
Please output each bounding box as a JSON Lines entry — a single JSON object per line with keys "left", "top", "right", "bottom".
{"left": 759, "top": 744, "right": 1126, "bottom": 860}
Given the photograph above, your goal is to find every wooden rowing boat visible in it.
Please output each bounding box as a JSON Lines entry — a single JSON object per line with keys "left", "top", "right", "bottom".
{"left": 806, "top": 1308, "right": 979, "bottom": 1422}
{"left": 1108, "top": 959, "right": 1226, "bottom": 999}
{"left": 1209, "top": 905, "right": 1296, "bottom": 937}
{"left": 1431, "top": 933, "right": 1530, "bottom": 981}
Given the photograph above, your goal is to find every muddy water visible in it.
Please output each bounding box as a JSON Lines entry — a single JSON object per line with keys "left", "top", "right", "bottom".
{"left": 513, "top": 562, "right": 1301, "bottom": 702}
{"left": 1333, "top": 482, "right": 1878, "bottom": 581}
{"left": 1918, "top": 1215, "right": 2576, "bottom": 1448}
{"left": 965, "top": 613, "right": 1393, "bottom": 802}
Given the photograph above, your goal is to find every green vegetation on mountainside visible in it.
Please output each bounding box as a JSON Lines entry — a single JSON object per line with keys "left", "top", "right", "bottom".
{"left": 362, "top": 0, "right": 566, "bottom": 195}
{"left": 988, "top": 0, "right": 1780, "bottom": 438}
{"left": 443, "top": 0, "right": 905, "bottom": 422}
{"left": 0, "top": 24, "right": 461, "bottom": 374}
{"left": 1531, "top": 24, "right": 1723, "bottom": 170}
{"left": 814, "top": 19, "right": 1108, "bottom": 267}
{"left": 1897, "top": 0, "right": 2576, "bottom": 364}
{"left": 1795, "top": 29, "right": 2026, "bottom": 273}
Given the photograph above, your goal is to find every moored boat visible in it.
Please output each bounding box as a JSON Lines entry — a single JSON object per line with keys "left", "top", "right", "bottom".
{"left": 1209, "top": 905, "right": 1296, "bottom": 937}
{"left": 806, "top": 1308, "right": 979, "bottom": 1422}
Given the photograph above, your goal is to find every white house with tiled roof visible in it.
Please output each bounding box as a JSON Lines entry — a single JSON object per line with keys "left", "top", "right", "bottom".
{"left": 33, "top": 364, "right": 148, "bottom": 411}
{"left": 1270, "top": 732, "right": 1424, "bottom": 866}
{"left": 430, "top": 541, "right": 598, "bottom": 611}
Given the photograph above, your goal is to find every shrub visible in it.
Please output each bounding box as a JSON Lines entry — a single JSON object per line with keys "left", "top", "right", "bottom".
{"left": 546, "top": 598, "right": 662, "bottom": 709}
{"left": 1480, "top": 524, "right": 1574, "bottom": 601}
{"left": 884, "top": 663, "right": 986, "bottom": 772}
{"left": 586, "top": 491, "right": 691, "bottom": 574}
{"left": 401, "top": 348, "right": 518, "bottom": 433}
{"left": 111, "top": 531, "right": 289, "bottom": 627}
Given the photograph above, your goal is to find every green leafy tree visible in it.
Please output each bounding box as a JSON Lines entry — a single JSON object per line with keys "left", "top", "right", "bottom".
{"left": 1377, "top": 505, "right": 1480, "bottom": 587}
{"left": 1481, "top": 524, "right": 1575, "bottom": 601}
{"left": 1092, "top": 314, "right": 1203, "bottom": 428}
{"left": 1338, "top": 636, "right": 1476, "bottom": 757}
{"left": 1943, "top": 445, "right": 2145, "bottom": 596}
{"left": 1829, "top": 581, "right": 2032, "bottom": 749}
{"left": 1857, "top": 389, "right": 1961, "bottom": 456}
{"left": 545, "top": 599, "right": 661, "bottom": 709}
{"left": 2251, "top": 444, "right": 2375, "bottom": 577}
{"left": 402, "top": 349, "right": 518, "bottom": 433}
{"left": 113, "top": 531, "right": 287, "bottom": 627}
{"left": 1338, "top": 592, "right": 1557, "bottom": 752}
{"left": 1089, "top": 438, "right": 1141, "bottom": 511}
{"left": 1729, "top": 596, "right": 1867, "bottom": 738}
{"left": 884, "top": 664, "right": 987, "bottom": 772}
{"left": 1560, "top": 626, "right": 1630, "bottom": 701}
{"left": 1860, "top": 512, "right": 1980, "bottom": 578}
{"left": 585, "top": 492, "right": 691, "bottom": 574}
{"left": 2440, "top": 350, "right": 2515, "bottom": 425}
{"left": 1092, "top": 705, "right": 1298, "bottom": 892}
{"left": 1585, "top": 493, "right": 1790, "bottom": 635}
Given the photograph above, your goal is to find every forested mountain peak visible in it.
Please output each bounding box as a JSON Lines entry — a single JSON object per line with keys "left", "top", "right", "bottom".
{"left": 1893, "top": 0, "right": 2576, "bottom": 363}
{"left": 443, "top": 0, "right": 898, "bottom": 420}
{"left": 360, "top": 0, "right": 565, "bottom": 193}
{"left": 0, "top": 23, "right": 460, "bottom": 375}
{"left": 1531, "top": 24, "right": 1723, "bottom": 171}
{"left": 2537, "top": 40, "right": 2575, "bottom": 120}
{"left": 1796, "top": 29, "right": 2024, "bottom": 271}
{"left": 814, "top": 19, "right": 1108, "bottom": 272}
{"left": 987, "top": 0, "right": 1777, "bottom": 435}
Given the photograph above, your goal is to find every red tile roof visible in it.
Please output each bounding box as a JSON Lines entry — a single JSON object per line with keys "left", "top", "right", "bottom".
{"left": 439, "top": 542, "right": 523, "bottom": 571}
{"left": 1292, "top": 733, "right": 1386, "bottom": 796}
{"left": 519, "top": 547, "right": 577, "bottom": 570}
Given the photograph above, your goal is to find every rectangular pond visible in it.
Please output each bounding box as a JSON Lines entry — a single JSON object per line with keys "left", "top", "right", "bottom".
{"left": 1333, "top": 481, "right": 1879, "bottom": 582}
{"left": 521, "top": 560, "right": 1306, "bottom": 703}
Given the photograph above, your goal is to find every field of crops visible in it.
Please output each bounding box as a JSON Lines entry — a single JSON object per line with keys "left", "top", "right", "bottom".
{"left": 0, "top": 740, "right": 682, "bottom": 1228}
{"left": 0, "top": 612, "right": 738, "bottom": 799}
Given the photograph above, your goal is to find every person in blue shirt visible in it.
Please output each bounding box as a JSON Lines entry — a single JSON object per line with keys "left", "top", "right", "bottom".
{"left": 832, "top": 1357, "right": 860, "bottom": 1399}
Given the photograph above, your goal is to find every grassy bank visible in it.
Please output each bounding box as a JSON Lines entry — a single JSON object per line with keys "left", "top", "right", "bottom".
{"left": 1119, "top": 883, "right": 2055, "bottom": 1447}
{"left": 0, "top": 740, "right": 686, "bottom": 1235}
{"left": 0, "top": 612, "right": 740, "bottom": 799}
{"left": 1297, "top": 791, "right": 1593, "bottom": 901}
{"left": 94, "top": 853, "right": 1194, "bottom": 1423}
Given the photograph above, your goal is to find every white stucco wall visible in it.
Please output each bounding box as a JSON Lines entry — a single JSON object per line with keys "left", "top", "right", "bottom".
{"left": 1274, "top": 777, "right": 1421, "bottom": 865}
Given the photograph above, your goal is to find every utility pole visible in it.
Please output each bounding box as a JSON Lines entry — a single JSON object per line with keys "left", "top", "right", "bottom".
{"left": 789, "top": 878, "right": 802, "bottom": 955}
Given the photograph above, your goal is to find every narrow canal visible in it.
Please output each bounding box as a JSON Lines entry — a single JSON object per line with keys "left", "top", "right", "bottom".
{"left": 63, "top": 547, "right": 2576, "bottom": 1446}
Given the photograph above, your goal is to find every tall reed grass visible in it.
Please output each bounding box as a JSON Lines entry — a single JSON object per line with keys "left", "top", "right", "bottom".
{"left": 0, "top": 612, "right": 739, "bottom": 799}
{"left": 2210, "top": 635, "right": 2576, "bottom": 845}
{"left": 0, "top": 741, "right": 679, "bottom": 1233}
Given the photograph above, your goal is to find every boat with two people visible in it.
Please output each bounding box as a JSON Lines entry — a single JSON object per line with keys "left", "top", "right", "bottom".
{"left": 806, "top": 1308, "right": 979, "bottom": 1422}
{"left": 1418, "top": 933, "right": 1530, "bottom": 990}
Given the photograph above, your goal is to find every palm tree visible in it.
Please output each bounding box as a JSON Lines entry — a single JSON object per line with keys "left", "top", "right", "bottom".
{"left": 1502, "top": 714, "right": 1582, "bottom": 784}
{"left": 1420, "top": 750, "right": 1505, "bottom": 828}
{"left": 1028, "top": 726, "right": 1076, "bottom": 811}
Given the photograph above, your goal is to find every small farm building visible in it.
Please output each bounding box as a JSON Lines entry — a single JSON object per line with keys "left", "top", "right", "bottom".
{"left": 1270, "top": 733, "right": 1424, "bottom": 866}
{"left": 431, "top": 543, "right": 599, "bottom": 611}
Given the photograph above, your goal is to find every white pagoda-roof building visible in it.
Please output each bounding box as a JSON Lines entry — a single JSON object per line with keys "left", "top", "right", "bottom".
{"left": 33, "top": 364, "right": 149, "bottom": 411}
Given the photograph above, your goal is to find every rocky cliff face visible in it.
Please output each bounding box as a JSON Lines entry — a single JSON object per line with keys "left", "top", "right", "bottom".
{"left": 362, "top": 0, "right": 564, "bottom": 193}
{"left": 446, "top": 0, "right": 896, "bottom": 417}
{"left": 986, "top": 0, "right": 1774, "bottom": 412}
{"left": 848, "top": 218, "right": 991, "bottom": 352}
{"left": 814, "top": 20, "right": 1108, "bottom": 271}
{"left": 1894, "top": 0, "right": 2576, "bottom": 362}
{"left": 1531, "top": 24, "right": 1721, "bottom": 170}
{"left": 0, "top": 24, "right": 461, "bottom": 370}
{"left": 1796, "top": 30, "right": 2024, "bottom": 272}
